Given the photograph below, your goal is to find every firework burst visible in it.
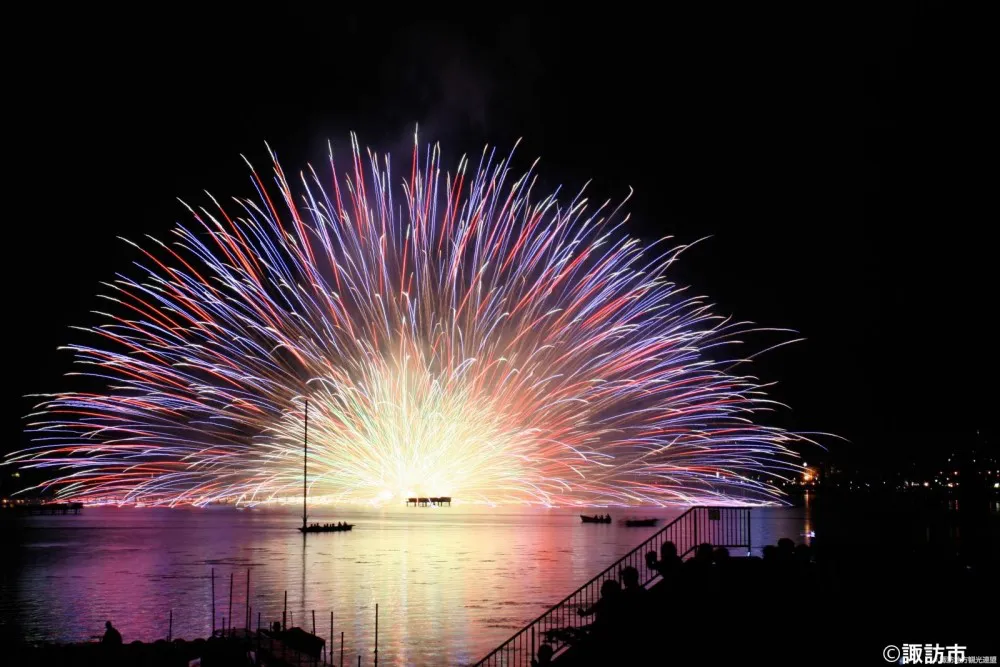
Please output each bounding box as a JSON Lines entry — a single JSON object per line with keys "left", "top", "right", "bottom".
{"left": 8, "top": 133, "right": 818, "bottom": 506}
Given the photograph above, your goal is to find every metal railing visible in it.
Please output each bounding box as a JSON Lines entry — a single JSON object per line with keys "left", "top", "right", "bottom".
{"left": 473, "top": 506, "right": 751, "bottom": 666}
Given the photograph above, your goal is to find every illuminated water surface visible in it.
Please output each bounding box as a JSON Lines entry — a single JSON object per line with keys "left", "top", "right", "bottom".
{"left": 2, "top": 505, "right": 806, "bottom": 664}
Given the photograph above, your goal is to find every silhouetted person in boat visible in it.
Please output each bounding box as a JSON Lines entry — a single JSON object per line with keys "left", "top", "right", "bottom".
{"left": 531, "top": 643, "right": 554, "bottom": 666}
{"left": 102, "top": 620, "right": 122, "bottom": 646}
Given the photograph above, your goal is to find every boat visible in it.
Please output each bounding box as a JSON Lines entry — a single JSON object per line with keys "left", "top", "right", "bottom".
{"left": 580, "top": 515, "right": 612, "bottom": 523}
{"left": 301, "top": 522, "right": 353, "bottom": 533}
{"left": 624, "top": 518, "right": 658, "bottom": 527}
{"left": 297, "top": 399, "right": 353, "bottom": 534}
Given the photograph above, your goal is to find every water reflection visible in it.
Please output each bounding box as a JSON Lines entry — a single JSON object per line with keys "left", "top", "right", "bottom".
{"left": 2, "top": 505, "right": 807, "bottom": 664}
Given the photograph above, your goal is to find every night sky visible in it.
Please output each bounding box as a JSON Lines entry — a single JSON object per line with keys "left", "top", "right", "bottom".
{"left": 6, "top": 7, "right": 989, "bottom": 468}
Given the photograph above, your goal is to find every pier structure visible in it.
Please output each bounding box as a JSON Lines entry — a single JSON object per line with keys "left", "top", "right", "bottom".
{"left": 1, "top": 502, "right": 83, "bottom": 515}
{"left": 405, "top": 496, "right": 452, "bottom": 507}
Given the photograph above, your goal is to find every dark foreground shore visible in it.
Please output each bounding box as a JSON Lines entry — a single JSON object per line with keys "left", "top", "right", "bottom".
{"left": 9, "top": 629, "right": 329, "bottom": 667}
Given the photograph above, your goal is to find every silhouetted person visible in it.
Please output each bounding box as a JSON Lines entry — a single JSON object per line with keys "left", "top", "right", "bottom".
{"left": 694, "top": 542, "right": 714, "bottom": 563}
{"left": 654, "top": 541, "right": 682, "bottom": 579}
{"left": 794, "top": 543, "right": 812, "bottom": 565}
{"left": 713, "top": 546, "right": 730, "bottom": 564}
{"left": 619, "top": 565, "right": 648, "bottom": 631}
{"left": 777, "top": 537, "right": 795, "bottom": 562}
{"left": 102, "top": 621, "right": 122, "bottom": 646}
{"left": 578, "top": 579, "right": 621, "bottom": 630}
{"left": 531, "top": 643, "right": 554, "bottom": 666}
{"left": 620, "top": 566, "right": 645, "bottom": 599}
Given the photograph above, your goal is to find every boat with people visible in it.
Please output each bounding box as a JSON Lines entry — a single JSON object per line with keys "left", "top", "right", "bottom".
{"left": 297, "top": 399, "right": 353, "bottom": 535}
{"left": 300, "top": 522, "right": 353, "bottom": 533}
{"left": 624, "top": 518, "right": 658, "bottom": 527}
{"left": 580, "top": 514, "right": 612, "bottom": 523}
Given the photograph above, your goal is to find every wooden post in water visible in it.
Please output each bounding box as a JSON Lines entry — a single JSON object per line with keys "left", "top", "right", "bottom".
{"left": 312, "top": 609, "right": 316, "bottom": 635}
{"left": 283, "top": 590, "right": 287, "bottom": 631}
{"left": 340, "top": 631, "right": 344, "bottom": 667}
{"left": 228, "top": 572, "right": 234, "bottom": 638}
{"left": 211, "top": 568, "right": 216, "bottom": 636}
{"left": 330, "top": 612, "right": 333, "bottom": 664}
{"left": 374, "top": 603, "right": 378, "bottom": 667}
{"left": 246, "top": 569, "right": 250, "bottom": 631}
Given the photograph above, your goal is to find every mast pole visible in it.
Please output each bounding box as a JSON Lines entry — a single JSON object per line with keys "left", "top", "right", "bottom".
{"left": 303, "top": 398, "right": 308, "bottom": 530}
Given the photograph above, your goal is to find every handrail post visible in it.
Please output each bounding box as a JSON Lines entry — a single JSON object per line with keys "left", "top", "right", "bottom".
{"left": 693, "top": 507, "right": 698, "bottom": 548}
{"left": 746, "top": 508, "right": 752, "bottom": 556}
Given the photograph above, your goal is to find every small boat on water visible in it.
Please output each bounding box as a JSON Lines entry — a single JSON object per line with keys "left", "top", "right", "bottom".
{"left": 297, "top": 399, "right": 352, "bottom": 535}
{"left": 580, "top": 515, "right": 612, "bottom": 524}
{"left": 624, "top": 518, "right": 658, "bottom": 527}
{"left": 299, "top": 523, "right": 354, "bottom": 533}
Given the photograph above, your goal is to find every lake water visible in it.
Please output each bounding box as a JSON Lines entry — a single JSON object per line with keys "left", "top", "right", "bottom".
{"left": 0, "top": 504, "right": 808, "bottom": 664}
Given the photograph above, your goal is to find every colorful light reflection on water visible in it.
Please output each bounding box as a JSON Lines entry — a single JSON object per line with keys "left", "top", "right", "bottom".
{"left": 1, "top": 505, "right": 806, "bottom": 664}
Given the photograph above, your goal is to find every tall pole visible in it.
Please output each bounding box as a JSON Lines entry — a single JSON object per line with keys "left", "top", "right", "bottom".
{"left": 374, "top": 603, "right": 378, "bottom": 667}
{"left": 340, "top": 631, "right": 344, "bottom": 667}
{"left": 246, "top": 569, "right": 251, "bottom": 631}
{"left": 211, "top": 568, "right": 216, "bottom": 636}
{"left": 303, "top": 398, "right": 309, "bottom": 531}
{"left": 228, "top": 572, "right": 234, "bottom": 638}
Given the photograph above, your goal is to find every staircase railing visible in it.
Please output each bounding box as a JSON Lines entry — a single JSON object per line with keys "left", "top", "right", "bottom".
{"left": 472, "top": 506, "right": 751, "bottom": 666}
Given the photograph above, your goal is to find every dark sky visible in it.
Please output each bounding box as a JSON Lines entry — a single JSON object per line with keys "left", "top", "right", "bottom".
{"left": 6, "top": 7, "right": 990, "bottom": 464}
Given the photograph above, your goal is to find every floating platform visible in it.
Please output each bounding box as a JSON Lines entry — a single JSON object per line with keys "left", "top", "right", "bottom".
{"left": 405, "top": 497, "right": 452, "bottom": 507}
